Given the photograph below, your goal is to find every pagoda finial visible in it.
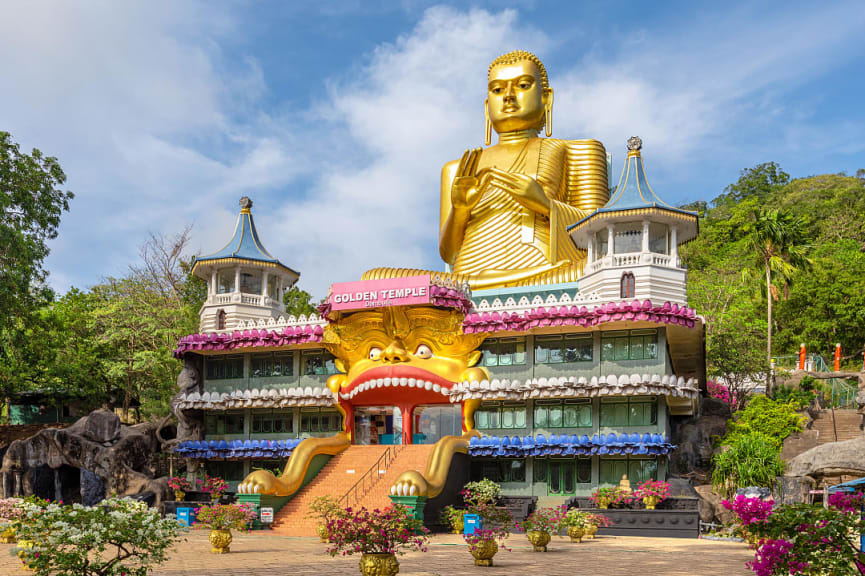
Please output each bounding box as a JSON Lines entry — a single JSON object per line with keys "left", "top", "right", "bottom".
{"left": 239, "top": 196, "right": 253, "bottom": 214}
{"left": 627, "top": 136, "right": 642, "bottom": 155}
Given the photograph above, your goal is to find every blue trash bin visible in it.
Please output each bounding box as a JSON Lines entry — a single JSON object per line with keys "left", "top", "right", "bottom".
{"left": 463, "top": 513, "right": 483, "bottom": 535}
{"left": 177, "top": 507, "right": 196, "bottom": 527}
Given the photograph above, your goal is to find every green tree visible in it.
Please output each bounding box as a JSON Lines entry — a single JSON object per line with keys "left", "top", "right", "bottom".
{"left": 0, "top": 132, "right": 73, "bottom": 419}
{"left": 741, "top": 208, "right": 811, "bottom": 391}
{"left": 283, "top": 285, "right": 318, "bottom": 317}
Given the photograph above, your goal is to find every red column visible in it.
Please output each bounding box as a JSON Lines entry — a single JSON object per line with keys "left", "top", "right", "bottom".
{"left": 399, "top": 404, "right": 414, "bottom": 445}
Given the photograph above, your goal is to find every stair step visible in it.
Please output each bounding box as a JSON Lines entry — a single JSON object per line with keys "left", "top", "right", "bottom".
{"left": 271, "top": 444, "right": 435, "bottom": 536}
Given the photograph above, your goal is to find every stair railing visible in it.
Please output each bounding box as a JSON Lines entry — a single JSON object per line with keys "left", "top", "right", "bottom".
{"left": 339, "top": 443, "right": 405, "bottom": 509}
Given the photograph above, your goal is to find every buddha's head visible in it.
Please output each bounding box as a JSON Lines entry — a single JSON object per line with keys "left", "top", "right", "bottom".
{"left": 486, "top": 50, "right": 553, "bottom": 140}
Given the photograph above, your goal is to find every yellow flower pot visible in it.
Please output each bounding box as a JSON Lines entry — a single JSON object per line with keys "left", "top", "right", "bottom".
{"left": 527, "top": 530, "right": 551, "bottom": 552}
{"left": 210, "top": 493, "right": 221, "bottom": 503}
{"left": 585, "top": 524, "right": 598, "bottom": 539}
{"left": 643, "top": 495, "right": 659, "bottom": 510}
{"left": 209, "top": 529, "right": 232, "bottom": 554}
{"left": 317, "top": 523, "right": 330, "bottom": 543}
{"left": 567, "top": 525, "right": 585, "bottom": 543}
{"left": 469, "top": 538, "right": 498, "bottom": 567}
{"left": 359, "top": 552, "right": 399, "bottom": 576}
{"left": 174, "top": 490, "right": 185, "bottom": 502}
{"left": 0, "top": 525, "right": 16, "bottom": 544}
{"left": 452, "top": 517, "right": 464, "bottom": 534}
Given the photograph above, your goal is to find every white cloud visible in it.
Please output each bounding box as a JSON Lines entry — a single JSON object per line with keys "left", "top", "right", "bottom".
{"left": 2, "top": 2, "right": 863, "bottom": 302}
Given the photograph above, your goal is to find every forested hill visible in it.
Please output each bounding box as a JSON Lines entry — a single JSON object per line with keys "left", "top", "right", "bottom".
{"left": 681, "top": 162, "right": 865, "bottom": 380}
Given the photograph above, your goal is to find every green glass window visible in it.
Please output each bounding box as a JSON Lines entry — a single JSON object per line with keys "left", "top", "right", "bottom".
{"left": 302, "top": 350, "right": 340, "bottom": 376}
{"left": 600, "top": 398, "right": 657, "bottom": 426}
{"left": 601, "top": 330, "right": 658, "bottom": 361}
{"left": 205, "top": 356, "right": 244, "bottom": 380}
{"left": 300, "top": 408, "right": 342, "bottom": 433}
{"left": 251, "top": 353, "right": 294, "bottom": 378}
{"left": 535, "top": 400, "right": 592, "bottom": 428}
{"left": 475, "top": 402, "right": 526, "bottom": 430}
{"left": 470, "top": 459, "right": 526, "bottom": 483}
{"left": 481, "top": 338, "right": 527, "bottom": 367}
{"left": 533, "top": 459, "right": 547, "bottom": 483}
{"left": 205, "top": 412, "right": 245, "bottom": 435}
{"left": 564, "top": 335, "right": 593, "bottom": 362}
{"left": 252, "top": 411, "right": 293, "bottom": 434}
{"left": 547, "top": 459, "right": 592, "bottom": 494}
{"left": 600, "top": 458, "right": 657, "bottom": 485}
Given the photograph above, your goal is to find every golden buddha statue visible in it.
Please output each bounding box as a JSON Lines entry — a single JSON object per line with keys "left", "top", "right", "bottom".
{"left": 364, "top": 50, "right": 609, "bottom": 289}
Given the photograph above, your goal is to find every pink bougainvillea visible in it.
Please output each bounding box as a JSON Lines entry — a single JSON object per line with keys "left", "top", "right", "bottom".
{"left": 722, "top": 495, "right": 774, "bottom": 525}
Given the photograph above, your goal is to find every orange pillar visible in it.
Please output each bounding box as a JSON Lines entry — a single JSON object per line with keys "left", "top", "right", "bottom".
{"left": 834, "top": 343, "right": 841, "bottom": 372}
{"left": 798, "top": 344, "right": 806, "bottom": 370}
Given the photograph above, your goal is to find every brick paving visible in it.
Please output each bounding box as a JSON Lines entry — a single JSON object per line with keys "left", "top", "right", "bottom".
{"left": 0, "top": 532, "right": 753, "bottom": 575}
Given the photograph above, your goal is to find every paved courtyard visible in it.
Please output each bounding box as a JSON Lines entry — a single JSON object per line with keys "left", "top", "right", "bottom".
{"left": 2, "top": 531, "right": 753, "bottom": 575}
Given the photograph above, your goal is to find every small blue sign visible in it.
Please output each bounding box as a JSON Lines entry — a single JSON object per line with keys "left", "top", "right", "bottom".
{"left": 463, "top": 513, "right": 482, "bottom": 535}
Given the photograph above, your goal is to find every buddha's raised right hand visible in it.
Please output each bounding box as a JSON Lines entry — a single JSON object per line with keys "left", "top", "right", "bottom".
{"left": 451, "top": 148, "right": 487, "bottom": 211}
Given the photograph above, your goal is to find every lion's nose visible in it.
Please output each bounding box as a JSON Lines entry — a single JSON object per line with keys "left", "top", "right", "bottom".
{"left": 382, "top": 340, "right": 409, "bottom": 363}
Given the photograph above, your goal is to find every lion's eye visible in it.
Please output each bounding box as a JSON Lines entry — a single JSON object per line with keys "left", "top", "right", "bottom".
{"left": 415, "top": 344, "right": 433, "bottom": 359}
{"left": 369, "top": 347, "right": 382, "bottom": 360}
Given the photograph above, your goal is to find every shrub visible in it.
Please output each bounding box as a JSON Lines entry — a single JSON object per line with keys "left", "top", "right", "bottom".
{"left": 722, "top": 495, "right": 774, "bottom": 526}
{"left": 517, "top": 506, "right": 566, "bottom": 533}
{"left": 634, "top": 480, "right": 671, "bottom": 503}
{"left": 326, "top": 505, "right": 428, "bottom": 556}
{"left": 0, "top": 497, "right": 24, "bottom": 525}
{"left": 462, "top": 479, "right": 501, "bottom": 508}
{"left": 722, "top": 395, "right": 806, "bottom": 449}
{"left": 202, "top": 474, "right": 228, "bottom": 496}
{"left": 440, "top": 505, "right": 464, "bottom": 532}
{"left": 589, "top": 486, "right": 632, "bottom": 508}
{"left": 769, "top": 384, "right": 815, "bottom": 410}
{"left": 14, "top": 497, "right": 183, "bottom": 576}
{"left": 306, "top": 495, "right": 344, "bottom": 524}
{"left": 712, "top": 432, "right": 785, "bottom": 497}
{"left": 562, "top": 509, "right": 591, "bottom": 528}
{"left": 167, "top": 476, "right": 192, "bottom": 492}
{"left": 745, "top": 502, "right": 865, "bottom": 575}
{"left": 194, "top": 503, "right": 257, "bottom": 530}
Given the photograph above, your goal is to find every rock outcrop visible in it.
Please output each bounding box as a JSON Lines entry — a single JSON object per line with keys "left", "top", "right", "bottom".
{"left": 668, "top": 397, "right": 730, "bottom": 476}
{"left": 0, "top": 410, "right": 170, "bottom": 506}
{"left": 786, "top": 435, "right": 865, "bottom": 479}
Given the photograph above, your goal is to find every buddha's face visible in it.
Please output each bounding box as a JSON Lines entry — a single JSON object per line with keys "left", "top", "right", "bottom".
{"left": 487, "top": 59, "right": 547, "bottom": 133}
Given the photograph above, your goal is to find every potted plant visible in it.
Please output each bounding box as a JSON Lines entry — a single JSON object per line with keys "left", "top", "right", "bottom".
{"left": 441, "top": 505, "right": 465, "bottom": 534}
{"left": 203, "top": 474, "right": 229, "bottom": 502}
{"left": 307, "top": 495, "right": 345, "bottom": 542}
{"left": 589, "top": 486, "right": 631, "bottom": 509}
{"left": 168, "top": 476, "right": 192, "bottom": 501}
{"left": 634, "top": 480, "right": 671, "bottom": 510}
{"left": 518, "top": 506, "right": 565, "bottom": 552}
{"left": 326, "top": 505, "right": 428, "bottom": 576}
{"left": 0, "top": 498, "right": 24, "bottom": 543}
{"left": 562, "top": 509, "right": 591, "bottom": 542}
{"left": 194, "top": 502, "right": 257, "bottom": 554}
{"left": 461, "top": 478, "right": 502, "bottom": 508}
{"left": 583, "top": 512, "right": 612, "bottom": 539}
{"left": 462, "top": 498, "right": 513, "bottom": 566}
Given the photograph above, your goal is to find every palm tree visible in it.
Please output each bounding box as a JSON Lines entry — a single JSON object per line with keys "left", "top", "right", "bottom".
{"left": 742, "top": 208, "right": 810, "bottom": 394}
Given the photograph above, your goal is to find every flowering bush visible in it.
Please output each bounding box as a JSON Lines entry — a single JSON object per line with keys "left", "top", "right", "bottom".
{"left": 745, "top": 502, "right": 865, "bottom": 575}
{"left": 441, "top": 505, "right": 464, "bottom": 532}
{"left": 306, "top": 495, "right": 345, "bottom": 523}
{"left": 194, "top": 503, "right": 257, "bottom": 531}
{"left": 585, "top": 512, "right": 613, "bottom": 528}
{"left": 202, "top": 475, "right": 228, "bottom": 496}
{"left": 562, "top": 509, "right": 591, "bottom": 528}
{"left": 167, "top": 476, "right": 192, "bottom": 492}
{"left": 589, "top": 486, "right": 632, "bottom": 508}
{"left": 326, "top": 505, "right": 428, "bottom": 556}
{"left": 707, "top": 380, "right": 741, "bottom": 405}
{"left": 462, "top": 478, "right": 501, "bottom": 508}
{"left": 517, "top": 506, "right": 566, "bottom": 533}
{"left": 0, "top": 497, "right": 24, "bottom": 525}
{"left": 722, "top": 495, "right": 774, "bottom": 525}
{"left": 634, "top": 480, "right": 671, "bottom": 503}
{"left": 13, "top": 497, "right": 183, "bottom": 576}
{"left": 828, "top": 491, "right": 865, "bottom": 512}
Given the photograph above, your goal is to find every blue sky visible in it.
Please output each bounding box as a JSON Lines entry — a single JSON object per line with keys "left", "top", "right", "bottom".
{"left": 2, "top": 1, "right": 864, "bottom": 299}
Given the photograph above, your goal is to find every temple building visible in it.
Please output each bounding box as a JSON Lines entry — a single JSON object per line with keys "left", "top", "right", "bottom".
{"left": 170, "top": 50, "right": 705, "bottom": 532}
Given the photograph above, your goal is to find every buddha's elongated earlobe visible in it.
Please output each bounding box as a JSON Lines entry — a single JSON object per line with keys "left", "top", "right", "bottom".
{"left": 544, "top": 88, "right": 554, "bottom": 137}
{"left": 484, "top": 99, "right": 492, "bottom": 146}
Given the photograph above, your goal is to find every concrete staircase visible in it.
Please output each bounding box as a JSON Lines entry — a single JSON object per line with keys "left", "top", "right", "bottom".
{"left": 811, "top": 409, "right": 862, "bottom": 444}
{"left": 271, "top": 444, "right": 434, "bottom": 536}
